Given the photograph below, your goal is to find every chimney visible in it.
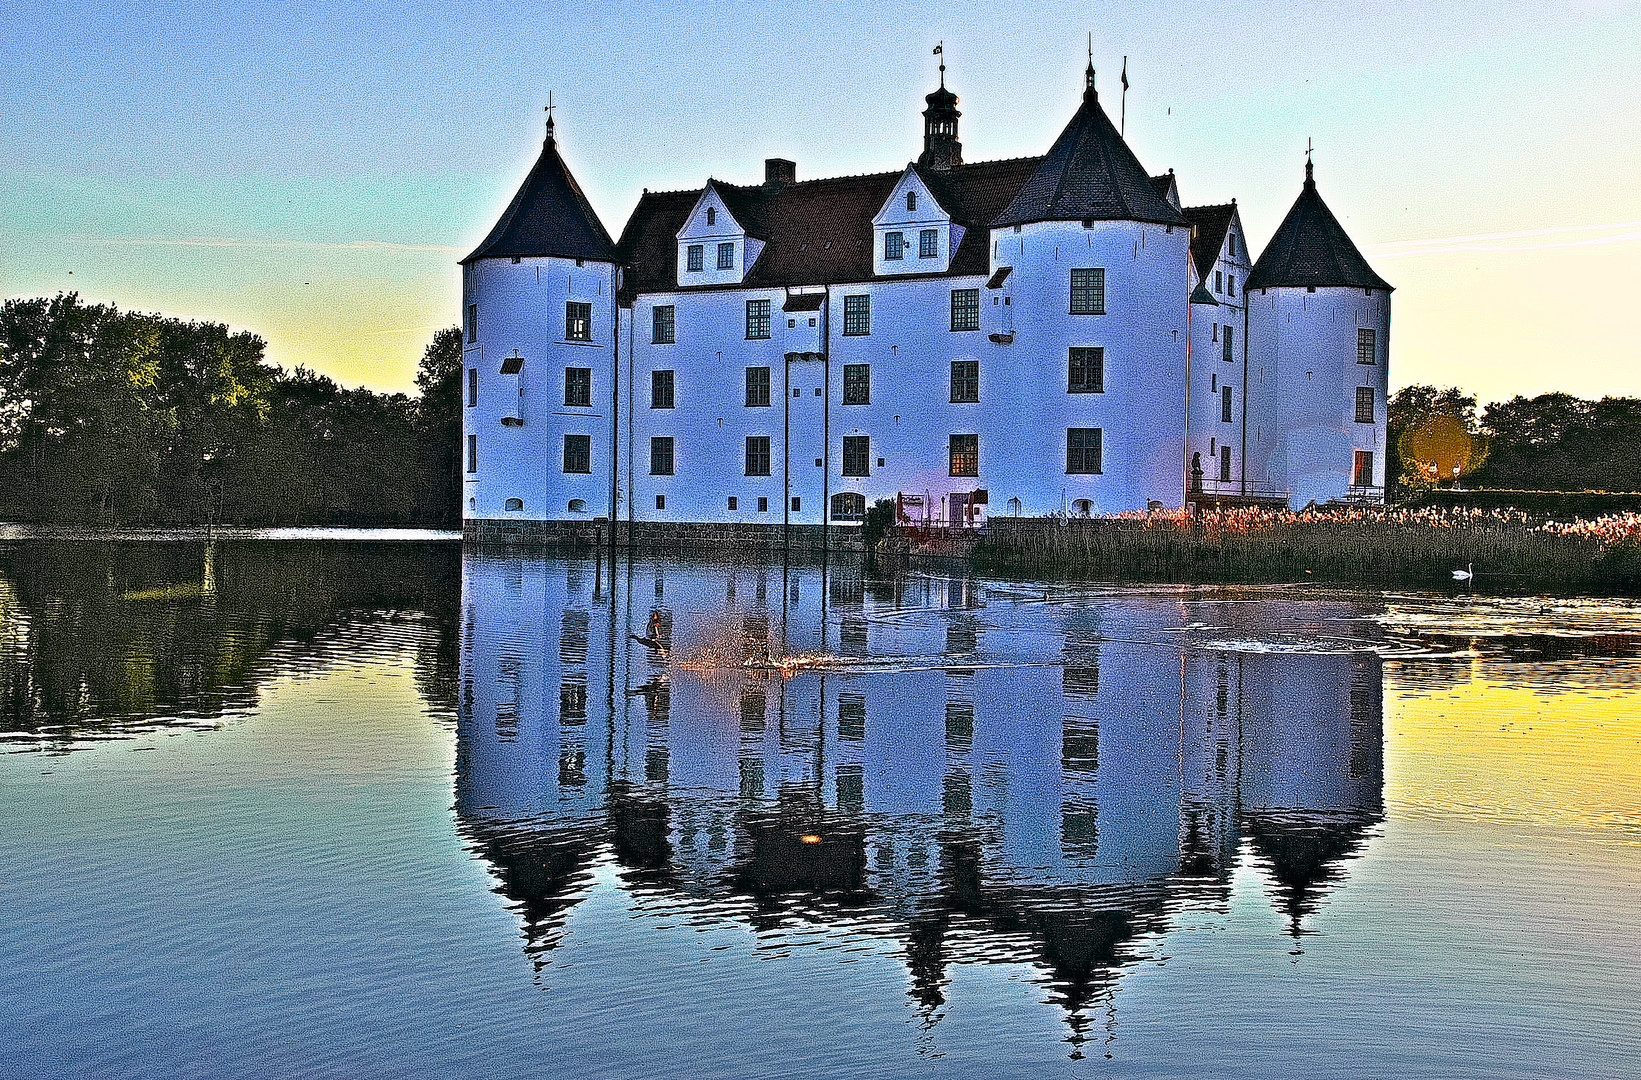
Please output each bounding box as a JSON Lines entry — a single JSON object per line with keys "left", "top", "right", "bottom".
{"left": 764, "top": 158, "right": 796, "bottom": 187}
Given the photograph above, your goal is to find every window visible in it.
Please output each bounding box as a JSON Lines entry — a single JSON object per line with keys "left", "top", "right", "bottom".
{"left": 651, "top": 369, "right": 674, "bottom": 409}
{"left": 1068, "top": 347, "right": 1104, "bottom": 393}
{"left": 842, "top": 435, "right": 870, "bottom": 476}
{"left": 906, "top": 191, "right": 917, "bottom": 212}
{"left": 1215, "top": 270, "right": 1223, "bottom": 293}
{"left": 504, "top": 498, "right": 523, "bottom": 511}
{"left": 1228, "top": 275, "right": 1236, "bottom": 296}
{"left": 843, "top": 363, "right": 870, "bottom": 405}
{"left": 920, "top": 229, "right": 939, "bottom": 258}
{"left": 950, "top": 360, "right": 978, "bottom": 403}
{"left": 1356, "top": 386, "right": 1375, "bottom": 424}
{"left": 563, "top": 434, "right": 591, "bottom": 473}
{"left": 564, "top": 367, "right": 591, "bottom": 407}
{"left": 717, "top": 241, "right": 735, "bottom": 271}
{"left": 1354, "top": 449, "right": 1375, "bottom": 487}
{"left": 745, "top": 436, "right": 771, "bottom": 476}
{"left": 1222, "top": 385, "right": 1233, "bottom": 423}
{"left": 706, "top": 206, "right": 716, "bottom": 226}
{"left": 791, "top": 496, "right": 801, "bottom": 512}
{"left": 686, "top": 244, "right": 704, "bottom": 272}
{"left": 656, "top": 494, "right": 665, "bottom": 510}
{"left": 745, "top": 299, "right": 770, "bottom": 339}
{"left": 1228, "top": 234, "right": 1237, "bottom": 257}
{"left": 1358, "top": 327, "right": 1377, "bottom": 364}
{"left": 465, "top": 304, "right": 477, "bottom": 343}
{"left": 745, "top": 366, "right": 771, "bottom": 406}
{"left": 1066, "top": 428, "right": 1102, "bottom": 474}
{"left": 842, "top": 294, "right": 870, "bottom": 336}
{"left": 650, "top": 436, "right": 674, "bottom": 475}
{"left": 467, "top": 368, "right": 477, "bottom": 407}
{"left": 566, "top": 302, "right": 591, "bottom": 342}
{"left": 569, "top": 499, "right": 586, "bottom": 512}
{"left": 1070, "top": 268, "right": 1106, "bottom": 314}
{"left": 949, "top": 433, "right": 978, "bottom": 477}
{"left": 885, "top": 231, "right": 905, "bottom": 260}
{"left": 758, "top": 496, "right": 769, "bottom": 512}
{"left": 1223, "top": 323, "right": 1234, "bottom": 363}
{"left": 832, "top": 492, "right": 866, "bottom": 521}
{"left": 728, "top": 496, "right": 738, "bottom": 511}
{"left": 467, "top": 433, "right": 477, "bottom": 473}
{"left": 652, "top": 305, "right": 675, "bottom": 344}
{"left": 950, "top": 288, "right": 979, "bottom": 331}
{"left": 1220, "top": 446, "right": 1232, "bottom": 482}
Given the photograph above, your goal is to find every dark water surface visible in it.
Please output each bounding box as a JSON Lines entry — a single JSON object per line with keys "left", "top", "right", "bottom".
{"left": 1, "top": 538, "right": 1636, "bottom": 1079}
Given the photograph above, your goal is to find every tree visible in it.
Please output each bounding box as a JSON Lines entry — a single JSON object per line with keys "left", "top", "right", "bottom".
{"left": 415, "top": 327, "right": 463, "bottom": 527}
{"left": 1388, "top": 385, "right": 1487, "bottom": 497}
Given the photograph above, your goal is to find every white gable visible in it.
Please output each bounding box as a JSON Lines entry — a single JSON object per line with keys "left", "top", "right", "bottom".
{"left": 872, "top": 167, "right": 962, "bottom": 276}
{"left": 676, "top": 182, "right": 762, "bottom": 287}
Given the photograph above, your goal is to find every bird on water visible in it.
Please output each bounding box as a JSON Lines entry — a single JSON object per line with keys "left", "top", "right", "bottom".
{"left": 1452, "top": 563, "right": 1474, "bottom": 582}
{"left": 629, "top": 610, "right": 669, "bottom": 658}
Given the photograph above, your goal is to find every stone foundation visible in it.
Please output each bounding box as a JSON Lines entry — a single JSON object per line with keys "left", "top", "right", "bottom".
{"left": 463, "top": 518, "right": 864, "bottom": 553}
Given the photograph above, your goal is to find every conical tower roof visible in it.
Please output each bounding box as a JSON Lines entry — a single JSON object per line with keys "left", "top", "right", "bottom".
{"left": 462, "top": 118, "right": 617, "bottom": 265}
{"left": 1245, "top": 160, "right": 1391, "bottom": 291}
{"left": 993, "top": 72, "right": 1187, "bottom": 229}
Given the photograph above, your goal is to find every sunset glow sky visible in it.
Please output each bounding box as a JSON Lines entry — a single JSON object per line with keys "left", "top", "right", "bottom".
{"left": 4, "top": 1, "right": 1638, "bottom": 401}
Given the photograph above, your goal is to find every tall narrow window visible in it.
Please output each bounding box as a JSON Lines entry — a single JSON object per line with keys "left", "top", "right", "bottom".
{"left": 565, "top": 302, "right": 591, "bottom": 342}
{"left": 842, "top": 363, "right": 870, "bottom": 405}
{"left": 1223, "top": 323, "right": 1234, "bottom": 363}
{"left": 1070, "top": 268, "right": 1106, "bottom": 314}
{"left": 745, "top": 366, "right": 770, "bottom": 407}
{"left": 745, "top": 299, "right": 771, "bottom": 340}
{"left": 885, "top": 231, "right": 905, "bottom": 260}
{"left": 950, "top": 288, "right": 979, "bottom": 331}
{"left": 1068, "top": 347, "right": 1105, "bottom": 393}
{"left": 564, "top": 367, "right": 591, "bottom": 407}
{"left": 1355, "top": 386, "right": 1375, "bottom": 424}
{"left": 706, "top": 206, "right": 716, "bottom": 226}
{"left": 717, "top": 242, "right": 735, "bottom": 271}
{"left": 686, "top": 244, "right": 704, "bottom": 272}
{"left": 1354, "top": 449, "right": 1375, "bottom": 487}
{"left": 906, "top": 191, "right": 917, "bottom": 212}
{"left": 950, "top": 360, "right": 978, "bottom": 403}
{"left": 842, "top": 294, "right": 870, "bottom": 336}
{"left": 1227, "top": 275, "right": 1236, "bottom": 296}
{"left": 1219, "top": 445, "right": 1232, "bottom": 482}
{"left": 466, "top": 433, "right": 477, "bottom": 473}
{"left": 1358, "top": 327, "right": 1377, "bottom": 364}
{"left": 842, "top": 435, "right": 870, "bottom": 477}
{"left": 1228, "top": 233, "right": 1237, "bottom": 257}
{"left": 1222, "top": 385, "right": 1233, "bottom": 422}
{"left": 651, "top": 369, "right": 674, "bottom": 409}
{"left": 467, "top": 368, "right": 477, "bottom": 407}
{"left": 564, "top": 434, "right": 591, "bottom": 474}
{"left": 745, "top": 436, "right": 771, "bottom": 476}
{"left": 919, "top": 229, "right": 939, "bottom": 258}
{"left": 650, "top": 437, "right": 674, "bottom": 476}
{"left": 1215, "top": 270, "right": 1223, "bottom": 293}
{"left": 949, "top": 433, "right": 978, "bottom": 477}
{"left": 1066, "top": 428, "right": 1102, "bottom": 474}
{"left": 465, "top": 304, "right": 477, "bottom": 343}
{"left": 652, "top": 305, "right": 675, "bottom": 344}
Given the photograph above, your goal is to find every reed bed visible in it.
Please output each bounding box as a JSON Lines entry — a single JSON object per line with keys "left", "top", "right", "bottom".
{"left": 968, "top": 506, "right": 1641, "bottom": 590}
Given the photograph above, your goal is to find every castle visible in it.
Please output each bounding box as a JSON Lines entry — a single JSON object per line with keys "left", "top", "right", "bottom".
{"left": 459, "top": 59, "right": 1391, "bottom": 537}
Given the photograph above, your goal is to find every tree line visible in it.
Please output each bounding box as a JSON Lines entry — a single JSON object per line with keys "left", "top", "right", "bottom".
{"left": 1390, "top": 384, "right": 1641, "bottom": 495}
{"left": 0, "top": 294, "right": 461, "bottom": 526}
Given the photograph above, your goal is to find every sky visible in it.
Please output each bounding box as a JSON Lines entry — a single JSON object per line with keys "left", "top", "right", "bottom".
{"left": 3, "top": 0, "right": 1639, "bottom": 402}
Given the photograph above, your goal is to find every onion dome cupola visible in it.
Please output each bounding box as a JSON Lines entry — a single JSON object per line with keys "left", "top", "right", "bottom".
{"left": 918, "top": 49, "right": 963, "bottom": 171}
{"left": 992, "top": 62, "right": 1188, "bottom": 229}
{"left": 1245, "top": 157, "right": 1391, "bottom": 292}
{"left": 462, "top": 110, "right": 618, "bottom": 265}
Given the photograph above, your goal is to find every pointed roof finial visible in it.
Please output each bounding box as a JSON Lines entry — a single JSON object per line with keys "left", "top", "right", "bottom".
{"left": 934, "top": 40, "right": 945, "bottom": 88}
{"left": 1084, "top": 34, "right": 1097, "bottom": 99}
{"left": 1304, "top": 138, "right": 1315, "bottom": 189}
{"left": 544, "top": 92, "right": 556, "bottom": 144}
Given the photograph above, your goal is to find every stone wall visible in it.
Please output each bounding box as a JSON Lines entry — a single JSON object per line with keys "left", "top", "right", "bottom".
{"left": 464, "top": 518, "right": 864, "bottom": 553}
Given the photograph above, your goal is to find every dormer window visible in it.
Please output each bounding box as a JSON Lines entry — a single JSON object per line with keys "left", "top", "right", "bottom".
{"left": 717, "top": 242, "right": 734, "bottom": 270}
{"left": 885, "top": 231, "right": 905, "bottom": 260}
{"left": 920, "top": 229, "right": 938, "bottom": 258}
{"left": 906, "top": 191, "right": 917, "bottom": 212}
{"left": 687, "top": 244, "right": 703, "bottom": 272}
{"left": 706, "top": 206, "right": 717, "bottom": 226}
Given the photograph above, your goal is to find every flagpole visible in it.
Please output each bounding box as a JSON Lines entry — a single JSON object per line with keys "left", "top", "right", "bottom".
{"left": 1121, "top": 56, "right": 1128, "bottom": 136}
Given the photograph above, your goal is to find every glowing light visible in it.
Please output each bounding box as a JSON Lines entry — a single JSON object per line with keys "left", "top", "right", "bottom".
{"left": 799, "top": 834, "right": 821, "bottom": 844}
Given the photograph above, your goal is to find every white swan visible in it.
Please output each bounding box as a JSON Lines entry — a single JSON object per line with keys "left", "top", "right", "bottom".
{"left": 1452, "top": 562, "right": 1474, "bottom": 582}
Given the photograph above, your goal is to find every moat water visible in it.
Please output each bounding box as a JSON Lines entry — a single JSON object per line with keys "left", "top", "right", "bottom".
{"left": 1, "top": 537, "right": 1636, "bottom": 1079}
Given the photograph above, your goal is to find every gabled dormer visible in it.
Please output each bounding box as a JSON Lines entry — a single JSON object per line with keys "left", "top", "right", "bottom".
{"left": 1184, "top": 202, "right": 1252, "bottom": 302}
{"left": 871, "top": 167, "right": 964, "bottom": 276}
{"left": 675, "top": 180, "right": 765, "bottom": 288}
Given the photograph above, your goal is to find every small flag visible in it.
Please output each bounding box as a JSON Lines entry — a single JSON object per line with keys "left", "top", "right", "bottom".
{"left": 934, "top": 43, "right": 943, "bottom": 55}
{"left": 1121, "top": 57, "right": 1129, "bottom": 91}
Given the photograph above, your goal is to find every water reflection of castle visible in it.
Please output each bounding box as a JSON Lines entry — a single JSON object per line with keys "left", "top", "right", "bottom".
{"left": 457, "top": 555, "right": 1382, "bottom": 1040}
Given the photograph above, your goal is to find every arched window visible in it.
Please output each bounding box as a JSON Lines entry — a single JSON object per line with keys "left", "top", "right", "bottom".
{"left": 1072, "top": 499, "right": 1093, "bottom": 517}
{"left": 504, "top": 498, "right": 524, "bottom": 512}
{"left": 468, "top": 497, "right": 476, "bottom": 511}
{"left": 706, "top": 206, "right": 716, "bottom": 226}
{"left": 830, "top": 492, "right": 866, "bottom": 522}
{"left": 568, "top": 499, "right": 587, "bottom": 513}
{"left": 906, "top": 191, "right": 917, "bottom": 212}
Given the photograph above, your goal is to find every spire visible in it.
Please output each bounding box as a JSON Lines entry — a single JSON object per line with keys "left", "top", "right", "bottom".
{"left": 992, "top": 64, "right": 1187, "bottom": 229}
{"left": 919, "top": 45, "right": 963, "bottom": 171}
{"left": 461, "top": 107, "right": 617, "bottom": 265}
{"left": 544, "top": 92, "right": 556, "bottom": 145}
{"left": 1245, "top": 146, "right": 1391, "bottom": 292}
{"left": 1084, "top": 33, "right": 1096, "bottom": 101}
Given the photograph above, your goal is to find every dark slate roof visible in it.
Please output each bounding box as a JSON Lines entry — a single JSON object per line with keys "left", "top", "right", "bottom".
{"left": 616, "top": 157, "right": 1041, "bottom": 301}
{"left": 1183, "top": 203, "right": 1235, "bottom": 282}
{"left": 1190, "top": 281, "right": 1219, "bottom": 306}
{"left": 782, "top": 293, "right": 825, "bottom": 312}
{"left": 993, "top": 86, "right": 1188, "bottom": 229}
{"left": 462, "top": 128, "right": 618, "bottom": 264}
{"left": 1245, "top": 164, "right": 1392, "bottom": 291}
